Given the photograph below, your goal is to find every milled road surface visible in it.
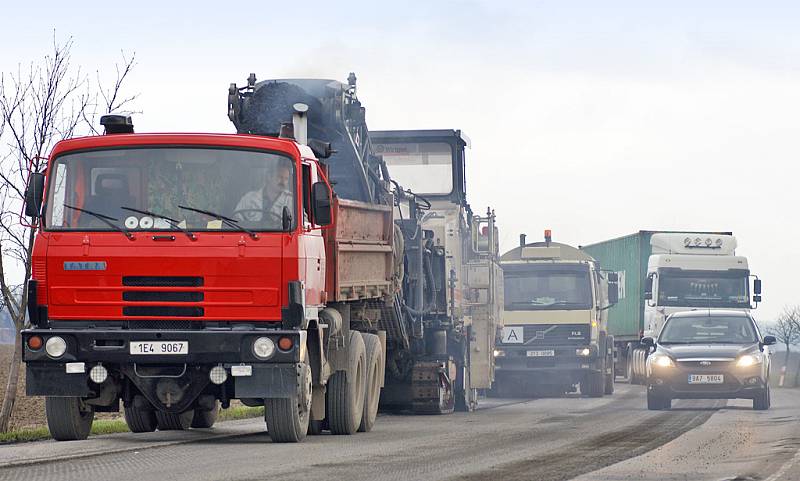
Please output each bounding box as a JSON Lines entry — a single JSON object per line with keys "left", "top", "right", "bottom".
{"left": 2, "top": 384, "right": 799, "bottom": 481}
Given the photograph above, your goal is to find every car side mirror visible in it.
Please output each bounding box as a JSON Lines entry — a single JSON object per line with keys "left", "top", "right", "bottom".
{"left": 311, "top": 181, "right": 332, "bottom": 226}
{"left": 24, "top": 172, "right": 46, "bottom": 218}
{"left": 640, "top": 336, "right": 655, "bottom": 347}
{"left": 762, "top": 335, "right": 776, "bottom": 346}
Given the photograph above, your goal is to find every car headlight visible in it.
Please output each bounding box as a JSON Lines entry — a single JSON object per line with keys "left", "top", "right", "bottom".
{"left": 650, "top": 354, "right": 674, "bottom": 368}
{"left": 493, "top": 349, "right": 505, "bottom": 358}
{"left": 736, "top": 353, "right": 763, "bottom": 367}
{"left": 252, "top": 337, "right": 276, "bottom": 360}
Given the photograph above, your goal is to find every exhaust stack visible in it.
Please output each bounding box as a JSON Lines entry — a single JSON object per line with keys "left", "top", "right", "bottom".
{"left": 292, "top": 103, "right": 309, "bottom": 145}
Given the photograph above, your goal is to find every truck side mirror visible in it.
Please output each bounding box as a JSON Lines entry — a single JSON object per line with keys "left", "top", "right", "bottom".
{"left": 311, "top": 181, "right": 332, "bottom": 226}
{"left": 644, "top": 275, "right": 653, "bottom": 301}
{"left": 753, "top": 279, "right": 762, "bottom": 295}
{"left": 24, "top": 172, "right": 46, "bottom": 218}
{"left": 608, "top": 283, "right": 619, "bottom": 305}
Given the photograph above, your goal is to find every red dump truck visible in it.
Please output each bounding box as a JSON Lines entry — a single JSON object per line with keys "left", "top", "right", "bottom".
{"left": 20, "top": 74, "right": 499, "bottom": 443}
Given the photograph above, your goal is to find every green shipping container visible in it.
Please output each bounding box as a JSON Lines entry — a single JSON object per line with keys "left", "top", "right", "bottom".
{"left": 581, "top": 230, "right": 732, "bottom": 342}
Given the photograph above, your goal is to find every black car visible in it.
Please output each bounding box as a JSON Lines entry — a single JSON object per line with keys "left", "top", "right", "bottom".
{"left": 643, "top": 310, "right": 776, "bottom": 411}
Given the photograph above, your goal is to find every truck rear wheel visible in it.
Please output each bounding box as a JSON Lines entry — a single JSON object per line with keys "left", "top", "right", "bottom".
{"left": 45, "top": 396, "right": 94, "bottom": 441}
{"left": 191, "top": 401, "right": 219, "bottom": 428}
{"left": 264, "top": 355, "right": 312, "bottom": 443}
{"left": 124, "top": 404, "right": 157, "bottom": 433}
{"left": 156, "top": 410, "right": 194, "bottom": 430}
{"left": 359, "top": 333, "right": 383, "bottom": 432}
{"left": 328, "top": 331, "right": 366, "bottom": 435}
{"left": 580, "top": 372, "right": 604, "bottom": 398}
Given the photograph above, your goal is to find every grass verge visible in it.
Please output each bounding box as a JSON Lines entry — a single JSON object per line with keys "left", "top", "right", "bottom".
{"left": 0, "top": 405, "right": 264, "bottom": 444}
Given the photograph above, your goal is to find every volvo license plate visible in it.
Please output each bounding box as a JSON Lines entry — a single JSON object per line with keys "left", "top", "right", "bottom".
{"left": 130, "top": 341, "right": 188, "bottom": 355}
{"left": 688, "top": 374, "right": 723, "bottom": 384}
{"left": 527, "top": 350, "right": 555, "bottom": 357}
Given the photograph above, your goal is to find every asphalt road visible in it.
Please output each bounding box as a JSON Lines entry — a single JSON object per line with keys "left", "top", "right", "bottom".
{"left": 1, "top": 384, "right": 799, "bottom": 481}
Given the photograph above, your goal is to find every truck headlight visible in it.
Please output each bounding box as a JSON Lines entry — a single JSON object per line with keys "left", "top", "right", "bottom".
{"left": 650, "top": 354, "right": 674, "bottom": 368}
{"left": 493, "top": 349, "right": 505, "bottom": 358}
{"left": 576, "top": 347, "right": 591, "bottom": 357}
{"left": 736, "top": 353, "right": 763, "bottom": 367}
{"left": 252, "top": 337, "right": 276, "bottom": 360}
{"left": 45, "top": 336, "right": 67, "bottom": 358}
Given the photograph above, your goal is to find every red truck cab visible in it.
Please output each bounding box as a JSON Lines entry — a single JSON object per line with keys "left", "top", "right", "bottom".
{"left": 22, "top": 123, "right": 333, "bottom": 442}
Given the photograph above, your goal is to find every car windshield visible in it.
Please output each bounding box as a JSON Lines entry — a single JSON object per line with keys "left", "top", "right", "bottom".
{"left": 657, "top": 270, "right": 750, "bottom": 308}
{"left": 376, "top": 141, "right": 454, "bottom": 195}
{"left": 504, "top": 265, "right": 593, "bottom": 311}
{"left": 45, "top": 147, "right": 296, "bottom": 232}
{"left": 659, "top": 315, "right": 758, "bottom": 344}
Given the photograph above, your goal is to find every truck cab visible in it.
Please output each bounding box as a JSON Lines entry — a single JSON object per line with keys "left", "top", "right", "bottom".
{"left": 643, "top": 233, "right": 758, "bottom": 338}
{"left": 494, "top": 233, "right": 618, "bottom": 397}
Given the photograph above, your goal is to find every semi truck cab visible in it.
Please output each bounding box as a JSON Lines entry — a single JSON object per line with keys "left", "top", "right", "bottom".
{"left": 642, "top": 233, "right": 760, "bottom": 339}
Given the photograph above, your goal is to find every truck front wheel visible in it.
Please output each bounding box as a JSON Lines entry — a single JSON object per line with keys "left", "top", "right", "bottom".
{"left": 46, "top": 397, "right": 94, "bottom": 441}
{"left": 580, "top": 372, "right": 604, "bottom": 398}
{"left": 328, "top": 331, "right": 366, "bottom": 435}
{"left": 264, "top": 356, "right": 312, "bottom": 443}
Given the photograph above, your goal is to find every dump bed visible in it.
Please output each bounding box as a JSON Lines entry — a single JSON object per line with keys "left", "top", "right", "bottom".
{"left": 326, "top": 198, "right": 395, "bottom": 302}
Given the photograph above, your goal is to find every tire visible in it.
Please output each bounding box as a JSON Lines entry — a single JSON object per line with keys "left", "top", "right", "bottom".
{"left": 45, "top": 397, "right": 95, "bottom": 441}
{"left": 191, "top": 401, "right": 219, "bottom": 428}
{"left": 265, "top": 353, "right": 312, "bottom": 443}
{"left": 581, "top": 372, "right": 604, "bottom": 398}
{"left": 753, "top": 385, "right": 771, "bottom": 410}
{"left": 328, "top": 331, "right": 366, "bottom": 435}
{"left": 359, "top": 333, "right": 383, "bottom": 432}
{"left": 647, "top": 389, "right": 670, "bottom": 410}
{"left": 124, "top": 404, "right": 157, "bottom": 433}
{"left": 156, "top": 410, "right": 194, "bottom": 430}
{"left": 604, "top": 373, "right": 615, "bottom": 395}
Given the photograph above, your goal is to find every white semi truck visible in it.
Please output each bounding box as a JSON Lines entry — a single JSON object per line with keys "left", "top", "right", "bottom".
{"left": 582, "top": 231, "right": 762, "bottom": 383}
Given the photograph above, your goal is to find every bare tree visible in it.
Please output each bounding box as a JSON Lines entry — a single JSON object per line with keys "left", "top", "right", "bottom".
{"left": 0, "top": 36, "right": 137, "bottom": 432}
{"left": 767, "top": 306, "right": 800, "bottom": 379}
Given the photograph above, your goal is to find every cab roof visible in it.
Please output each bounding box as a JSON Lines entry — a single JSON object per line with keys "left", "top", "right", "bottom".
{"left": 49, "top": 133, "right": 304, "bottom": 160}
{"left": 669, "top": 309, "right": 751, "bottom": 318}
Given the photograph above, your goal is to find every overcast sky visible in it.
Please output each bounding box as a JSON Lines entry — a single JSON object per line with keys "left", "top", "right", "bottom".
{"left": 1, "top": 1, "right": 797, "bottom": 322}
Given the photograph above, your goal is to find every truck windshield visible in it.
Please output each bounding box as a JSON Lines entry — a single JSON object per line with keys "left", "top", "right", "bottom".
{"left": 504, "top": 265, "right": 593, "bottom": 311}
{"left": 659, "top": 315, "right": 758, "bottom": 344}
{"left": 45, "top": 147, "right": 296, "bottom": 232}
{"left": 375, "top": 142, "right": 453, "bottom": 195}
{"left": 657, "top": 270, "right": 749, "bottom": 308}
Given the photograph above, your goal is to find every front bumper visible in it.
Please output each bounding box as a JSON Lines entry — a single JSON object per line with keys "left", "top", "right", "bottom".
{"left": 647, "top": 362, "right": 766, "bottom": 399}
{"left": 21, "top": 327, "right": 306, "bottom": 412}
{"left": 494, "top": 345, "right": 602, "bottom": 380}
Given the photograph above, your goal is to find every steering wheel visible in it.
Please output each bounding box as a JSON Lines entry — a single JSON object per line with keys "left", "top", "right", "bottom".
{"left": 231, "top": 209, "right": 281, "bottom": 223}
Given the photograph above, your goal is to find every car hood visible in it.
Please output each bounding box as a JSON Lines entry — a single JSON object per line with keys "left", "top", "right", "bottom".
{"left": 658, "top": 343, "right": 759, "bottom": 359}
